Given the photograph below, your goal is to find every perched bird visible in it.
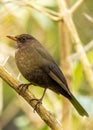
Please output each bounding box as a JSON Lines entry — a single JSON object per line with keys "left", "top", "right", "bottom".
{"left": 7, "top": 34, "right": 88, "bottom": 117}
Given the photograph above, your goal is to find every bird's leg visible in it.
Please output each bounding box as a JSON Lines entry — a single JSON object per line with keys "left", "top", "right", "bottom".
{"left": 30, "top": 88, "right": 47, "bottom": 112}
{"left": 17, "top": 83, "right": 31, "bottom": 95}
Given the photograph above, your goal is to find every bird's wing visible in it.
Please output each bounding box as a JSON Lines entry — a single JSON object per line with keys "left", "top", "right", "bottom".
{"left": 36, "top": 44, "right": 70, "bottom": 94}
{"left": 47, "top": 64, "right": 71, "bottom": 94}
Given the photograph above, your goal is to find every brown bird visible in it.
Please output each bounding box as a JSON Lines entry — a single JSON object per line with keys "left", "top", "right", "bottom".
{"left": 7, "top": 34, "right": 88, "bottom": 117}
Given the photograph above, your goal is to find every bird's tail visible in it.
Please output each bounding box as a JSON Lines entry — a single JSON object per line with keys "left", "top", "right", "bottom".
{"left": 69, "top": 94, "right": 89, "bottom": 117}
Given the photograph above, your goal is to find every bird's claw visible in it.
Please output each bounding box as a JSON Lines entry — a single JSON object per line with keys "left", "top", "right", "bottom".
{"left": 30, "top": 98, "right": 42, "bottom": 112}
{"left": 17, "top": 83, "right": 29, "bottom": 95}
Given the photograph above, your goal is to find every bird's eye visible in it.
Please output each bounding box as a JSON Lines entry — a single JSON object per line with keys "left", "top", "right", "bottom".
{"left": 19, "top": 37, "right": 26, "bottom": 43}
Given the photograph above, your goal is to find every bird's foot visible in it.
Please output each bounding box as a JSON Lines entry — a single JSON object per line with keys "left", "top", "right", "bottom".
{"left": 30, "top": 88, "right": 47, "bottom": 112}
{"left": 30, "top": 98, "right": 42, "bottom": 112}
{"left": 17, "top": 83, "right": 31, "bottom": 95}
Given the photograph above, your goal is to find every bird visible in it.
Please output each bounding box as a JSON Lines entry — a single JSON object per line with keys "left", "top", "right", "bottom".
{"left": 7, "top": 34, "right": 88, "bottom": 117}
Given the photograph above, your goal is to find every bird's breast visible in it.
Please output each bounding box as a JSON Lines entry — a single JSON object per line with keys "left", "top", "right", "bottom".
{"left": 15, "top": 46, "right": 39, "bottom": 76}
{"left": 15, "top": 48, "right": 52, "bottom": 87}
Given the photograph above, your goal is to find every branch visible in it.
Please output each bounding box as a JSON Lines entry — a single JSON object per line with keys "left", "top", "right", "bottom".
{"left": 15, "top": 0, "right": 62, "bottom": 21}
{"left": 70, "top": 0, "right": 84, "bottom": 14}
{"left": 68, "top": 40, "right": 93, "bottom": 62}
{"left": 57, "top": 0, "right": 93, "bottom": 89}
{"left": 4, "top": 0, "right": 85, "bottom": 22}
{"left": 83, "top": 13, "right": 93, "bottom": 23}
{"left": 0, "top": 65, "right": 62, "bottom": 130}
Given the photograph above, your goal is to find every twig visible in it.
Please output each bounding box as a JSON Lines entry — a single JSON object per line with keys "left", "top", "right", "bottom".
{"left": 83, "top": 13, "right": 93, "bottom": 23}
{"left": 68, "top": 40, "right": 93, "bottom": 62}
{"left": 2, "top": 0, "right": 61, "bottom": 21}
{"left": 15, "top": 0, "right": 62, "bottom": 21}
{"left": 0, "top": 65, "right": 62, "bottom": 130}
{"left": 26, "top": 3, "right": 61, "bottom": 21}
{"left": 71, "top": 0, "right": 84, "bottom": 14}
{"left": 3, "top": 0, "right": 85, "bottom": 22}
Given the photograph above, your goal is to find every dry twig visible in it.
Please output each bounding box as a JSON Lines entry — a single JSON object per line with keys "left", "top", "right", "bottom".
{"left": 71, "top": 0, "right": 84, "bottom": 14}
{"left": 16, "top": 0, "right": 62, "bottom": 21}
{"left": 68, "top": 40, "right": 93, "bottom": 62}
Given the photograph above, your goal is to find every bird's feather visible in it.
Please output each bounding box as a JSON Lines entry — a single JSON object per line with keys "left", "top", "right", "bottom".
{"left": 35, "top": 42, "right": 71, "bottom": 95}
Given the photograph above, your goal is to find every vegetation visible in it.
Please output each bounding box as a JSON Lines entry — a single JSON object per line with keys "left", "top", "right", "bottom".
{"left": 0, "top": 0, "right": 93, "bottom": 130}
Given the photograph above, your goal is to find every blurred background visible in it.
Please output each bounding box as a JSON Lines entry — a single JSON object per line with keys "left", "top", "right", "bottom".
{"left": 0, "top": 0, "right": 93, "bottom": 130}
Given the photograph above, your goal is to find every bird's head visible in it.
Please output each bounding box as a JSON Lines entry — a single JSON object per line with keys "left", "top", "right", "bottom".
{"left": 7, "top": 34, "right": 34, "bottom": 48}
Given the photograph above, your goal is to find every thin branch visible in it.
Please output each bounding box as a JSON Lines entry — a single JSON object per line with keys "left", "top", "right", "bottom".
{"left": 2, "top": 0, "right": 61, "bottom": 21}
{"left": 0, "top": 65, "right": 62, "bottom": 130}
{"left": 71, "top": 0, "right": 84, "bottom": 14}
{"left": 3, "top": 0, "right": 85, "bottom": 22}
{"left": 68, "top": 40, "right": 93, "bottom": 62}
{"left": 15, "top": 0, "right": 62, "bottom": 21}
{"left": 83, "top": 13, "right": 93, "bottom": 23}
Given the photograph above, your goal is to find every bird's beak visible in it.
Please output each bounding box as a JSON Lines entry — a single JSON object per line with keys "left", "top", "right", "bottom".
{"left": 7, "top": 35, "right": 17, "bottom": 41}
